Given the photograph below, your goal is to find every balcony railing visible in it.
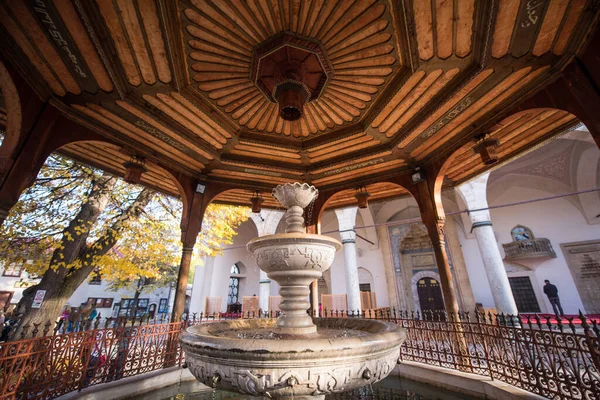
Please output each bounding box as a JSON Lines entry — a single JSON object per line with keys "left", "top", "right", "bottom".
{"left": 502, "top": 238, "right": 556, "bottom": 261}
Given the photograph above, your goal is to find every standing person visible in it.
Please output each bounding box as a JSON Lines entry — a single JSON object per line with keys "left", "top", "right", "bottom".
{"left": 57, "top": 306, "right": 70, "bottom": 334}
{"left": 543, "top": 280, "right": 565, "bottom": 317}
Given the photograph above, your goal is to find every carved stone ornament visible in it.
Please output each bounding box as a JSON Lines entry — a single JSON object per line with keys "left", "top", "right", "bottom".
{"left": 181, "top": 318, "right": 404, "bottom": 398}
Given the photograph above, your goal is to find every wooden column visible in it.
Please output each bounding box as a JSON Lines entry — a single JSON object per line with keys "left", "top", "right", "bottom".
{"left": 172, "top": 183, "right": 206, "bottom": 322}
{"left": 406, "top": 171, "right": 461, "bottom": 316}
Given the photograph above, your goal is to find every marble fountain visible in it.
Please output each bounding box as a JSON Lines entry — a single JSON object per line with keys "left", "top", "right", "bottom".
{"left": 180, "top": 183, "right": 406, "bottom": 399}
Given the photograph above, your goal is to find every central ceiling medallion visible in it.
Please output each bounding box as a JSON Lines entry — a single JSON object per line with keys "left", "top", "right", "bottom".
{"left": 250, "top": 32, "right": 333, "bottom": 121}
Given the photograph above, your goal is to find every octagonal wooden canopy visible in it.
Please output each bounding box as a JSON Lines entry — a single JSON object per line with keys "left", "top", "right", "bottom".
{"left": 0, "top": 0, "right": 596, "bottom": 210}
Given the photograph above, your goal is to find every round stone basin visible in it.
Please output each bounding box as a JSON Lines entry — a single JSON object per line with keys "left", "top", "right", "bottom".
{"left": 180, "top": 318, "right": 406, "bottom": 399}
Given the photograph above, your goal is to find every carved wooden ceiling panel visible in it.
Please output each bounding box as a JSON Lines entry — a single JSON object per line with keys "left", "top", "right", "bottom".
{"left": 0, "top": 0, "right": 596, "bottom": 209}
{"left": 183, "top": 0, "right": 400, "bottom": 137}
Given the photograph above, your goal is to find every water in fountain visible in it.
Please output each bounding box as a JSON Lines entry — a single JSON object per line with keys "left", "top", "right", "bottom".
{"left": 180, "top": 183, "right": 406, "bottom": 399}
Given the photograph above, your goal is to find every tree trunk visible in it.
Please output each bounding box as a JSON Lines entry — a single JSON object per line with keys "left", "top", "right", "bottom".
{"left": 10, "top": 184, "right": 154, "bottom": 340}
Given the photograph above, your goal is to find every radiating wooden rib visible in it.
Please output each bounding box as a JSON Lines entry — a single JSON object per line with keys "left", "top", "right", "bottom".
{"left": 6, "top": 0, "right": 80, "bottom": 94}
{"left": 308, "top": 139, "right": 381, "bottom": 163}
{"left": 533, "top": 0, "right": 570, "bottom": 56}
{"left": 333, "top": 55, "right": 396, "bottom": 70}
{"left": 328, "top": 85, "right": 371, "bottom": 103}
{"left": 220, "top": 0, "right": 266, "bottom": 43}
{"left": 321, "top": 0, "right": 379, "bottom": 46}
{"left": 306, "top": 0, "right": 336, "bottom": 37}
{"left": 230, "top": 149, "right": 303, "bottom": 164}
{"left": 414, "top": 67, "right": 542, "bottom": 158}
{"left": 312, "top": 160, "right": 405, "bottom": 185}
{"left": 311, "top": 102, "right": 336, "bottom": 130}
{"left": 206, "top": 81, "right": 254, "bottom": 100}
{"left": 143, "top": 94, "right": 223, "bottom": 150}
{"left": 188, "top": 40, "right": 249, "bottom": 65}
{"left": 321, "top": 94, "right": 358, "bottom": 119}
{"left": 252, "top": 0, "right": 277, "bottom": 36}
{"left": 138, "top": 0, "right": 171, "bottom": 84}
{"left": 170, "top": 93, "right": 232, "bottom": 139}
{"left": 323, "top": 3, "right": 385, "bottom": 49}
{"left": 311, "top": 151, "right": 393, "bottom": 175}
{"left": 53, "top": 0, "right": 114, "bottom": 92}
{"left": 456, "top": 0, "right": 475, "bottom": 57}
{"left": 371, "top": 71, "right": 426, "bottom": 128}
{"left": 191, "top": 54, "right": 249, "bottom": 71}
{"left": 210, "top": 169, "right": 289, "bottom": 184}
{"left": 96, "top": 0, "right": 141, "bottom": 86}
{"left": 314, "top": 100, "right": 344, "bottom": 125}
{"left": 116, "top": 100, "right": 214, "bottom": 161}
{"left": 399, "top": 69, "right": 494, "bottom": 148}
{"left": 156, "top": 94, "right": 229, "bottom": 144}
{"left": 0, "top": 9, "right": 65, "bottom": 95}
{"left": 491, "top": 0, "right": 519, "bottom": 58}
{"left": 73, "top": 104, "right": 205, "bottom": 170}
{"left": 385, "top": 68, "right": 460, "bottom": 137}
{"left": 413, "top": 0, "right": 434, "bottom": 60}
{"left": 184, "top": 9, "right": 253, "bottom": 52}
{"left": 553, "top": 0, "right": 586, "bottom": 55}
{"left": 232, "top": 94, "right": 264, "bottom": 120}
{"left": 234, "top": 144, "right": 300, "bottom": 159}
{"left": 378, "top": 70, "right": 443, "bottom": 134}
{"left": 436, "top": 0, "right": 454, "bottom": 59}
{"left": 186, "top": 26, "right": 251, "bottom": 56}
{"left": 257, "top": 104, "right": 278, "bottom": 131}
{"left": 333, "top": 75, "right": 385, "bottom": 86}
{"left": 245, "top": 99, "right": 271, "bottom": 129}
{"left": 330, "top": 43, "right": 395, "bottom": 67}
{"left": 219, "top": 87, "right": 261, "bottom": 110}
{"left": 328, "top": 23, "right": 391, "bottom": 58}
{"left": 314, "top": 1, "right": 354, "bottom": 40}
{"left": 190, "top": 1, "right": 258, "bottom": 47}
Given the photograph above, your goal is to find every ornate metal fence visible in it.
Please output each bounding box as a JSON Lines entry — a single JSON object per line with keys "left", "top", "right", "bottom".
{"left": 1, "top": 310, "right": 599, "bottom": 400}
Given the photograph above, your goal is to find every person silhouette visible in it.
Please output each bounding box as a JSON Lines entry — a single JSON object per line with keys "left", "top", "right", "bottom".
{"left": 543, "top": 280, "right": 564, "bottom": 317}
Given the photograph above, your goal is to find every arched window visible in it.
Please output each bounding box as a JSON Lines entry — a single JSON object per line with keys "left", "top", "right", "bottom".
{"left": 511, "top": 225, "right": 534, "bottom": 242}
{"left": 228, "top": 264, "right": 241, "bottom": 305}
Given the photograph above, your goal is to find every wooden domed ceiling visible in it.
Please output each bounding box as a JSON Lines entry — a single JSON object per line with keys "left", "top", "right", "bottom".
{"left": 0, "top": 0, "right": 596, "bottom": 208}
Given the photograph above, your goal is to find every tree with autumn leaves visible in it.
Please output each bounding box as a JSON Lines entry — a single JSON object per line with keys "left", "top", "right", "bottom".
{"left": 0, "top": 153, "right": 248, "bottom": 339}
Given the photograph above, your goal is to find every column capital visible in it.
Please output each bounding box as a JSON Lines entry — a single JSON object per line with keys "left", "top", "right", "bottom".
{"left": 470, "top": 220, "right": 493, "bottom": 233}
{"left": 182, "top": 246, "right": 194, "bottom": 253}
{"left": 335, "top": 206, "right": 358, "bottom": 242}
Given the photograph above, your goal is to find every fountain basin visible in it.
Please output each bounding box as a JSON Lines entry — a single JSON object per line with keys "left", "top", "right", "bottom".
{"left": 180, "top": 318, "right": 405, "bottom": 398}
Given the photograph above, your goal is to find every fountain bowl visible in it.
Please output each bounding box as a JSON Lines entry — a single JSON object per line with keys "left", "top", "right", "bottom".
{"left": 180, "top": 317, "right": 406, "bottom": 399}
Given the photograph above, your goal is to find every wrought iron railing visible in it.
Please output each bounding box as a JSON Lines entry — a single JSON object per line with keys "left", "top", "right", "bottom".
{"left": 502, "top": 238, "right": 557, "bottom": 261}
{"left": 1, "top": 310, "right": 599, "bottom": 400}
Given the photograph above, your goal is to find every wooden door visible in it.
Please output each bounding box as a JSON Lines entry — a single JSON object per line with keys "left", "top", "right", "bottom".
{"left": 417, "top": 278, "right": 445, "bottom": 316}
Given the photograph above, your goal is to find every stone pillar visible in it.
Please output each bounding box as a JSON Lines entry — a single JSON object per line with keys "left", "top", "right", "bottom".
{"left": 334, "top": 207, "right": 361, "bottom": 312}
{"left": 250, "top": 210, "right": 284, "bottom": 313}
{"left": 457, "top": 173, "right": 518, "bottom": 315}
